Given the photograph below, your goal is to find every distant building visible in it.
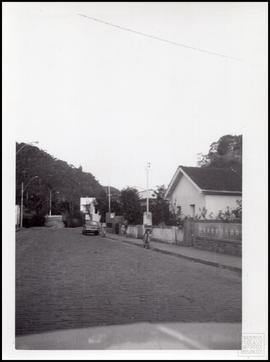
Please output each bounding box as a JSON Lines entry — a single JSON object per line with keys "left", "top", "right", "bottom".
{"left": 165, "top": 166, "right": 242, "bottom": 217}
{"left": 138, "top": 189, "right": 157, "bottom": 210}
{"left": 80, "top": 197, "right": 100, "bottom": 222}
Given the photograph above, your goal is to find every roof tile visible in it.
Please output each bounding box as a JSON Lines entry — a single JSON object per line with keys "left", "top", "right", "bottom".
{"left": 181, "top": 166, "right": 242, "bottom": 192}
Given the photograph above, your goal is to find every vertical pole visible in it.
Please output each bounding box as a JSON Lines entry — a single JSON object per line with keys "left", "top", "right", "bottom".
{"left": 20, "top": 181, "right": 24, "bottom": 228}
{"left": 146, "top": 162, "right": 150, "bottom": 213}
{"left": 49, "top": 190, "right": 52, "bottom": 216}
{"left": 108, "top": 186, "right": 111, "bottom": 215}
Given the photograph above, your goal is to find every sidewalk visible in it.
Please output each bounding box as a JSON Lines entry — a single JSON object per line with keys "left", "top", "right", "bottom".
{"left": 107, "top": 233, "right": 242, "bottom": 273}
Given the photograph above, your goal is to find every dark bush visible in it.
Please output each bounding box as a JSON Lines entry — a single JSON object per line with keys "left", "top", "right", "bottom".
{"left": 23, "top": 217, "right": 34, "bottom": 228}
{"left": 64, "top": 211, "right": 84, "bottom": 227}
{"left": 32, "top": 215, "right": 45, "bottom": 226}
{"left": 23, "top": 214, "right": 45, "bottom": 227}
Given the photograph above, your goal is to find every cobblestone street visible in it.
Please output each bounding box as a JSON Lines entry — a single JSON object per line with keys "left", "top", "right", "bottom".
{"left": 16, "top": 228, "right": 241, "bottom": 336}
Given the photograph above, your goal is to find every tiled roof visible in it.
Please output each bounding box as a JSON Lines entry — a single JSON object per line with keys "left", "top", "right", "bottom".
{"left": 181, "top": 166, "right": 242, "bottom": 192}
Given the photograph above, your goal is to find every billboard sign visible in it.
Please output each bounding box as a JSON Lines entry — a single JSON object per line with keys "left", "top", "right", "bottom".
{"left": 143, "top": 211, "right": 152, "bottom": 226}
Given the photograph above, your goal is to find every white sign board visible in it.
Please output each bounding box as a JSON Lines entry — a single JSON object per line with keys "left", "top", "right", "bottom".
{"left": 143, "top": 211, "right": 152, "bottom": 226}
{"left": 80, "top": 197, "right": 96, "bottom": 214}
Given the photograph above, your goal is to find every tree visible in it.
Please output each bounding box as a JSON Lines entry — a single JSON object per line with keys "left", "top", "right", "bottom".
{"left": 16, "top": 142, "right": 105, "bottom": 216}
{"left": 198, "top": 134, "right": 242, "bottom": 171}
{"left": 151, "top": 185, "right": 185, "bottom": 226}
{"left": 151, "top": 185, "right": 172, "bottom": 225}
{"left": 96, "top": 190, "right": 123, "bottom": 222}
{"left": 120, "top": 187, "right": 142, "bottom": 225}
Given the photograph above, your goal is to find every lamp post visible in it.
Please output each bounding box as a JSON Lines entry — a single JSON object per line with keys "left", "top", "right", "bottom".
{"left": 16, "top": 141, "right": 39, "bottom": 155}
{"left": 49, "top": 189, "right": 52, "bottom": 216}
{"left": 20, "top": 176, "right": 39, "bottom": 228}
{"left": 108, "top": 185, "right": 112, "bottom": 216}
{"left": 146, "top": 162, "right": 151, "bottom": 213}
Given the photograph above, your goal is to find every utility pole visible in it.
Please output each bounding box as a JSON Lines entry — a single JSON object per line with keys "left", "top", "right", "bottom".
{"left": 19, "top": 175, "right": 38, "bottom": 228}
{"left": 108, "top": 185, "right": 111, "bottom": 215}
{"left": 49, "top": 189, "right": 52, "bottom": 216}
{"left": 146, "top": 162, "right": 151, "bottom": 213}
{"left": 20, "top": 181, "right": 24, "bottom": 228}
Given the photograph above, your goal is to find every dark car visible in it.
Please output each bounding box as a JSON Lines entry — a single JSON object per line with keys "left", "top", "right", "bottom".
{"left": 82, "top": 220, "right": 101, "bottom": 236}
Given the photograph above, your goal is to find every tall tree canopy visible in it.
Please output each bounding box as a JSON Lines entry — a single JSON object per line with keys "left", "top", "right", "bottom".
{"left": 151, "top": 185, "right": 174, "bottom": 226}
{"left": 198, "top": 135, "right": 242, "bottom": 171}
{"left": 120, "top": 187, "right": 142, "bottom": 225}
{"left": 16, "top": 142, "right": 108, "bottom": 215}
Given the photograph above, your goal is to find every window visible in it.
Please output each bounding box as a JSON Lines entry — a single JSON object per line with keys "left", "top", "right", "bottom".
{"left": 190, "top": 204, "right": 195, "bottom": 217}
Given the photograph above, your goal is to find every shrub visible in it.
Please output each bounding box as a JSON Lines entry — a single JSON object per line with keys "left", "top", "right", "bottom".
{"left": 64, "top": 211, "right": 84, "bottom": 227}
{"left": 23, "top": 214, "right": 45, "bottom": 227}
{"left": 32, "top": 215, "right": 45, "bottom": 226}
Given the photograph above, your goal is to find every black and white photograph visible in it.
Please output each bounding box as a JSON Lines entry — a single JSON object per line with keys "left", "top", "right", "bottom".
{"left": 2, "top": 2, "right": 268, "bottom": 360}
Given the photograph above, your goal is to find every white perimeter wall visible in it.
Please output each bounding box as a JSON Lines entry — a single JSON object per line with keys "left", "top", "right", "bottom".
{"left": 170, "top": 174, "right": 205, "bottom": 216}
{"left": 15, "top": 205, "right": 20, "bottom": 225}
{"left": 205, "top": 195, "right": 242, "bottom": 215}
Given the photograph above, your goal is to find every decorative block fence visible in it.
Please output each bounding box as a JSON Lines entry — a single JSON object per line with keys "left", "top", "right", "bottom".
{"left": 185, "top": 219, "right": 242, "bottom": 256}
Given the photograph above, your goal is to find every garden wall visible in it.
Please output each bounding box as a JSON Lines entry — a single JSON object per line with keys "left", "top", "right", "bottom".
{"left": 191, "top": 220, "right": 242, "bottom": 256}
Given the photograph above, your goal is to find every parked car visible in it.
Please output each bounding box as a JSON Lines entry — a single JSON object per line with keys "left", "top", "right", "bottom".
{"left": 82, "top": 220, "right": 101, "bottom": 236}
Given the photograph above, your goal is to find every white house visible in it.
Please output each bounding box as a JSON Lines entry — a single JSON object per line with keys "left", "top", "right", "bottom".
{"left": 164, "top": 166, "right": 242, "bottom": 218}
{"left": 80, "top": 197, "right": 101, "bottom": 222}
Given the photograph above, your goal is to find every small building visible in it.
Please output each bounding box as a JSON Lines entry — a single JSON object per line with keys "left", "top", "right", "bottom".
{"left": 105, "top": 212, "right": 124, "bottom": 234}
{"left": 165, "top": 166, "right": 242, "bottom": 218}
{"left": 138, "top": 189, "right": 157, "bottom": 211}
{"left": 80, "top": 197, "right": 100, "bottom": 222}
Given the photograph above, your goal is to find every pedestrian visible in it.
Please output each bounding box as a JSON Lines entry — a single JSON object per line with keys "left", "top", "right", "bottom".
{"left": 101, "top": 222, "right": 106, "bottom": 237}
{"left": 124, "top": 220, "right": 128, "bottom": 236}
{"left": 143, "top": 227, "right": 152, "bottom": 249}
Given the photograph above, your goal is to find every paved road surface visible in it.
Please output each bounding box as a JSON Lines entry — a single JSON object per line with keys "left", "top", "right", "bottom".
{"left": 16, "top": 228, "right": 241, "bottom": 336}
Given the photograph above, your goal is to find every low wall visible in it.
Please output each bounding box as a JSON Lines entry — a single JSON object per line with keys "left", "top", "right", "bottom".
{"left": 126, "top": 225, "right": 144, "bottom": 239}
{"left": 16, "top": 205, "right": 20, "bottom": 226}
{"left": 45, "top": 215, "right": 65, "bottom": 228}
{"left": 192, "top": 220, "right": 242, "bottom": 256}
{"left": 126, "top": 225, "right": 139, "bottom": 238}
{"left": 151, "top": 226, "right": 184, "bottom": 244}
{"left": 126, "top": 225, "right": 184, "bottom": 244}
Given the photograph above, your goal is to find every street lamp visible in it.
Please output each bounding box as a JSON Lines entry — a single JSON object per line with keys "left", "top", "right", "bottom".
{"left": 146, "top": 162, "right": 151, "bottom": 213}
{"left": 108, "top": 185, "right": 111, "bottom": 215}
{"left": 20, "top": 176, "right": 39, "bottom": 228}
{"left": 48, "top": 189, "right": 60, "bottom": 216}
{"left": 16, "top": 141, "right": 39, "bottom": 155}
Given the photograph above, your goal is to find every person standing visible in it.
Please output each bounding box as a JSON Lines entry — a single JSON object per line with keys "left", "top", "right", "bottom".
{"left": 101, "top": 222, "right": 106, "bottom": 237}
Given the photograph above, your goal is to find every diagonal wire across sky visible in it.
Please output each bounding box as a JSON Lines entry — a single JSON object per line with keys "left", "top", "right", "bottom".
{"left": 77, "top": 13, "right": 242, "bottom": 62}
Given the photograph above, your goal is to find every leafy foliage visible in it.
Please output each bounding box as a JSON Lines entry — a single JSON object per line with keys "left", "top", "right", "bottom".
{"left": 16, "top": 142, "right": 105, "bottom": 216}
{"left": 120, "top": 187, "right": 142, "bottom": 225}
{"left": 194, "top": 200, "right": 242, "bottom": 222}
{"left": 198, "top": 134, "right": 242, "bottom": 171}
{"left": 96, "top": 190, "right": 123, "bottom": 223}
{"left": 151, "top": 185, "right": 181, "bottom": 226}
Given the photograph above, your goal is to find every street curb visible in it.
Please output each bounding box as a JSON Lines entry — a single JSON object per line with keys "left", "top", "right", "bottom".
{"left": 107, "top": 235, "right": 242, "bottom": 275}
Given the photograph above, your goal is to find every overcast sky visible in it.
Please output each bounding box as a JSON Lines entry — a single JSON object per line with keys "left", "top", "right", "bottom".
{"left": 4, "top": 2, "right": 267, "bottom": 190}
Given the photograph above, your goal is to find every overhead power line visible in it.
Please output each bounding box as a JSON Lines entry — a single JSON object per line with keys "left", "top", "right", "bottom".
{"left": 77, "top": 13, "right": 241, "bottom": 61}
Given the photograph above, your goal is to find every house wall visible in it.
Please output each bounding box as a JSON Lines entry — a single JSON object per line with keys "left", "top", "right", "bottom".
{"left": 204, "top": 195, "right": 241, "bottom": 216}
{"left": 16, "top": 205, "right": 20, "bottom": 226}
{"left": 169, "top": 174, "right": 205, "bottom": 216}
